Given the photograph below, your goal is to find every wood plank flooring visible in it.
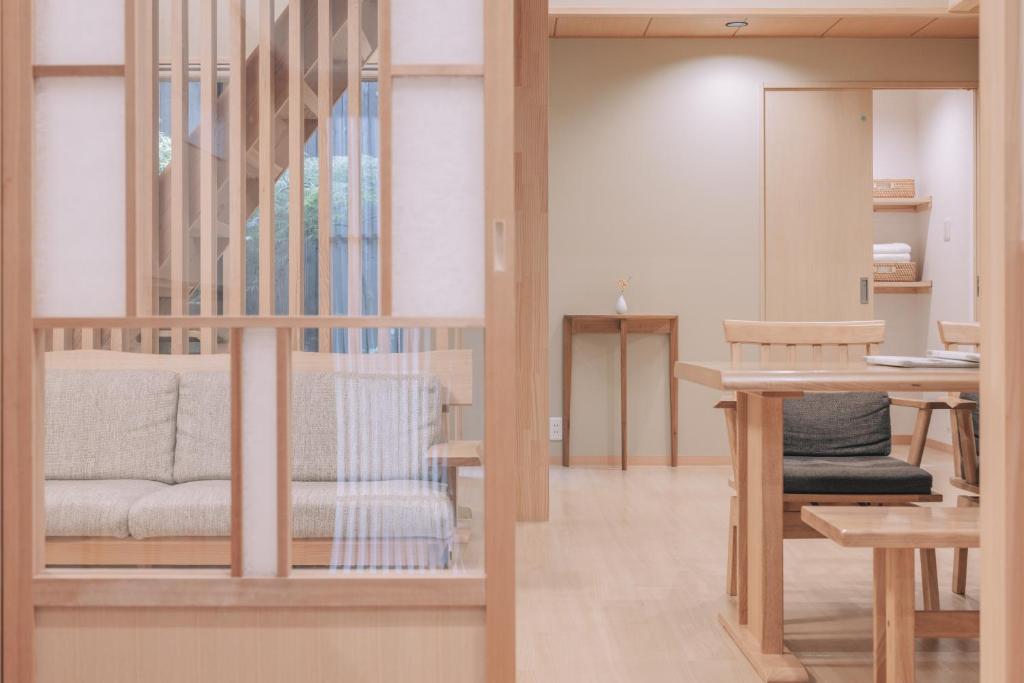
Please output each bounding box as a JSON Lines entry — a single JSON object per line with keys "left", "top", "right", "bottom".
{"left": 516, "top": 447, "right": 979, "bottom": 682}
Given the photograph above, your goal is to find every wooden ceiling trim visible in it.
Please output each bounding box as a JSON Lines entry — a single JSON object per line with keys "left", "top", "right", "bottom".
{"left": 548, "top": 8, "right": 980, "bottom": 39}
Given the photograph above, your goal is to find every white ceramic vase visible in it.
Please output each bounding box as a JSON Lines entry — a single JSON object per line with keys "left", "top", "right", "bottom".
{"left": 615, "top": 294, "right": 628, "bottom": 315}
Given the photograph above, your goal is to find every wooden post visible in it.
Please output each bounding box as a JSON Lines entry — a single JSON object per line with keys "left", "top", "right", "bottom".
{"left": 169, "top": 0, "right": 189, "bottom": 353}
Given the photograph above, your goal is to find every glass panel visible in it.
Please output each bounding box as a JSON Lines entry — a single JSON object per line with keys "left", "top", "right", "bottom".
{"left": 34, "top": 0, "right": 125, "bottom": 64}
{"left": 391, "top": 76, "right": 485, "bottom": 317}
{"left": 289, "top": 326, "right": 484, "bottom": 572}
{"left": 390, "top": 0, "right": 483, "bottom": 65}
{"left": 34, "top": 77, "right": 126, "bottom": 317}
{"left": 42, "top": 328, "right": 234, "bottom": 570}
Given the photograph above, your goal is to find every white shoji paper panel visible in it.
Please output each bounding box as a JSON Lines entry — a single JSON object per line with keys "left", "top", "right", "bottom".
{"left": 33, "top": 77, "right": 126, "bottom": 317}
{"left": 241, "top": 328, "right": 280, "bottom": 577}
{"left": 391, "top": 77, "right": 485, "bottom": 318}
{"left": 391, "top": 0, "right": 484, "bottom": 65}
{"left": 34, "top": 0, "right": 125, "bottom": 65}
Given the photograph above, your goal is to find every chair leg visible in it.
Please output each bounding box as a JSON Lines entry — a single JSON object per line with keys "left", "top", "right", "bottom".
{"left": 952, "top": 496, "right": 971, "bottom": 595}
{"left": 920, "top": 548, "right": 940, "bottom": 611}
{"left": 727, "top": 496, "right": 738, "bottom": 597}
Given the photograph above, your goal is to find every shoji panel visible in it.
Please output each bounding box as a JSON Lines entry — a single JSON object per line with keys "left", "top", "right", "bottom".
{"left": 33, "top": 0, "right": 125, "bottom": 64}
{"left": 391, "top": 0, "right": 483, "bottom": 64}
{"left": 241, "top": 328, "right": 282, "bottom": 576}
{"left": 33, "top": 77, "right": 126, "bottom": 316}
{"left": 390, "top": 77, "right": 485, "bottom": 317}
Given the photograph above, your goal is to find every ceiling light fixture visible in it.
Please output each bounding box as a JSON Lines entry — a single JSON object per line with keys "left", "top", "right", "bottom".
{"left": 725, "top": 20, "right": 749, "bottom": 28}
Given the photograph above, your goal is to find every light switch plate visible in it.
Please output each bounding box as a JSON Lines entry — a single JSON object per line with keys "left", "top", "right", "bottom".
{"left": 944, "top": 218, "right": 952, "bottom": 242}
{"left": 549, "top": 417, "right": 563, "bottom": 441}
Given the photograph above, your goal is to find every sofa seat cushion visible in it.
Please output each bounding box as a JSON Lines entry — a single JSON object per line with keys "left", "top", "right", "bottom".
{"left": 46, "top": 479, "right": 169, "bottom": 538}
{"left": 45, "top": 369, "right": 179, "bottom": 483}
{"left": 783, "top": 456, "right": 933, "bottom": 495}
{"left": 128, "top": 480, "right": 455, "bottom": 541}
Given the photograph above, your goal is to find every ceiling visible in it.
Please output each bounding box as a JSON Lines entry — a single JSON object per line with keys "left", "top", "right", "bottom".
{"left": 548, "top": 10, "right": 979, "bottom": 39}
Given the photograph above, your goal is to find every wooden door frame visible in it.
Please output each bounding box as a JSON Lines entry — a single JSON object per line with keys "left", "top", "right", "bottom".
{"left": 978, "top": 1, "right": 1024, "bottom": 679}
{"left": 759, "top": 81, "right": 979, "bottom": 321}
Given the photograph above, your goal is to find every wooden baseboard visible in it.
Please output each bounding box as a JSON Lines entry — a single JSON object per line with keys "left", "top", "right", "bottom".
{"left": 549, "top": 454, "right": 731, "bottom": 467}
{"left": 893, "top": 435, "right": 954, "bottom": 453}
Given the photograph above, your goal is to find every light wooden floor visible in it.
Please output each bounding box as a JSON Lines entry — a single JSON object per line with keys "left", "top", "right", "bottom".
{"left": 516, "top": 446, "right": 979, "bottom": 682}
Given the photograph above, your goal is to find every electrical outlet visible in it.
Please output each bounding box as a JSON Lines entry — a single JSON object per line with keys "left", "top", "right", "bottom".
{"left": 549, "top": 417, "right": 563, "bottom": 441}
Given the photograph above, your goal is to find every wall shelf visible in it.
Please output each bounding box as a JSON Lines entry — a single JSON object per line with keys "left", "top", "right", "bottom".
{"left": 874, "top": 281, "right": 933, "bottom": 294}
{"left": 873, "top": 196, "right": 932, "bottom": 212}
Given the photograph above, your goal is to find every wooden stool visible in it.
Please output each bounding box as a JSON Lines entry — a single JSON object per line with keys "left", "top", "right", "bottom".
{"left": 801, "top": 506, "right": 980, "bottom": 683}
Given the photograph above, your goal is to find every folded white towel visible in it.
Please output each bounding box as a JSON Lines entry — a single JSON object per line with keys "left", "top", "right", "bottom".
{"left": 874, "top": 253, "right": 911, "bottom": 263}
{"left": 873, "top": 242, "right": 912, "bottom": 255}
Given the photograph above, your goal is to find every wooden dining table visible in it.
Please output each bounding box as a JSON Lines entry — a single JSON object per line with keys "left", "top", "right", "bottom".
{"left": 674, "top": 360, "right": 980, "bottom": 683}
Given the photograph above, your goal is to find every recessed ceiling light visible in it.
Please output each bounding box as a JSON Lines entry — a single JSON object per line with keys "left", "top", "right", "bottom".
{"left": 725, "top": 20, "right": 749, "bottom": 28}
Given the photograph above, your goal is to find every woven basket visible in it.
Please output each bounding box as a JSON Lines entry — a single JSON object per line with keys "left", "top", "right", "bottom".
{"left": 873, "top": 261, "right": 917, "bottom": 282}
{"left": 873, "top": 179, "right": 916, "bottom": 199}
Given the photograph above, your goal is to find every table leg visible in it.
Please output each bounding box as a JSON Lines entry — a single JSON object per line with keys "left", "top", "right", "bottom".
{"left": 736, "top": 392, "right": 749, "bottom": 626}
{"left": 620, "top": 320, "right": 628, "bottom": 471}
{"left": 669, "top": 318, "right": 679, "bottom": 467}
{"left": 562, "top": 318, "right": 572, "bottom": 467}
{"left": 874, "top": 549, "right": 888, "bottom": 683}
{"left": 718, "top": 391, "right": 808, "bottom": 682}
{"left": 886, "top": 548, "right": 916, "bottom": 683}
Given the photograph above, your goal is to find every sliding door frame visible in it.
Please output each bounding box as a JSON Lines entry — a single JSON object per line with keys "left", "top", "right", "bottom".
{"left": 1, "top": 1, "right": 517, "bottom": 681}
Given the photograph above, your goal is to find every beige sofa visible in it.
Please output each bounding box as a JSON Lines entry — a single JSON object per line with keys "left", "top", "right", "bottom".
{"left": 43, "top": 350, "right": 479, "bottom": 569}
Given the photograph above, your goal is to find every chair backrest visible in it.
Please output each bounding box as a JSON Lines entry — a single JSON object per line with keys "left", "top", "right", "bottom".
{"left": 723, "top": 320, "right": 886, "bottom": 364}
{"left": 938, "top": 320, "right": 980, "bottom": 351}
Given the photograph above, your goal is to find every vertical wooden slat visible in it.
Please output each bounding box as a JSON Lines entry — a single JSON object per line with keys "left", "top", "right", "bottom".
{"left": 169, "top": 0, "right": 189, "bottom": 353}
{"left": 811, "top": 344, "right": 823, "bottom": 361}
{"left": 288, "top": 0, "right": 305, "bottom": 348}
{"left": 759, "top": 343, "right": 771, "bottom": 363}
{"left": 199, "top": 0, "right": 218, "bottom": 353}
{"left": 258, "top": 0, "right": 276, "bottom": 316}
{"left": 52, "top": 329, "right": 66, "bottom": 351}
{"left": 81, "top": 328, "right": 97, "bottom": 350}
{"left": 317, "top": 0, "right": 332, "bottom": 350}
{"left": 117, "top": 0, "right": 136, "bottom": 353}
{"left": 230, "top": 329, "right": 243, "bottom": 576}
{"left": 839, "top": 345, "right": 850, "bottom": 363}
{"left": 276, "top": 328, "right": 293, "bottom": 576}
{"left": 228, "top": 0, "right": 247, "bottom": 317}
{"left": 137, "top": 0, "right": 159, "bottom": 352}
{"left": 378, "top": 0, "right": 392, "bottom": 315}
{"left": 347, "top": 0, "right": 362, "bottom": 352}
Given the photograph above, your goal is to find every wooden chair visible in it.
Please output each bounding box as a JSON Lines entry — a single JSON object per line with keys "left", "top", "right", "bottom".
{"left": 718, "top": 320, "right": 943, "bottom": 609}
{"left": 937, "top": 320, "right": 981, "bottom": 595}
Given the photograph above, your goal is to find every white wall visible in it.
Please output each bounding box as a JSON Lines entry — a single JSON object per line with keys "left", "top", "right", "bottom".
{"left": 550, "top": 38, "right": 978, "bottom": 459}
{"left": 873, "top": 89, "right": 976, "bottom": 442}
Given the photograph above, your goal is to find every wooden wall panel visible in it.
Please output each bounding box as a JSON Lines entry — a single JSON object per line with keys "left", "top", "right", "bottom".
{"left": 515, "top": 0, "right": 549, "bottom": 522}
{"left": 36, "top": 607, "right": 486, "bottom": 683}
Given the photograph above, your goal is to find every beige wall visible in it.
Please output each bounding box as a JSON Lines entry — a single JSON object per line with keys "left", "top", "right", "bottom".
{"left": 550, "top": 38, "right": 978, "bottom": 459}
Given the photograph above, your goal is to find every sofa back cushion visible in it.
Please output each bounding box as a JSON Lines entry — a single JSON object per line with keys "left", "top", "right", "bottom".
{"left": 174, "top": 371, "right": 444, "bottom": 483}
{"left": 45, "top": 369, "right": 179, "bottom": 483}
{"left": 783, "top": 392, "right": 891, "bottom": 457}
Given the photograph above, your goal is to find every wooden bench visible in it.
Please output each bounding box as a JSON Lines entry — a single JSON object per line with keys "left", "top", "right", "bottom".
{"left": 801, "top": 506, "right": 980, "bottom": 683}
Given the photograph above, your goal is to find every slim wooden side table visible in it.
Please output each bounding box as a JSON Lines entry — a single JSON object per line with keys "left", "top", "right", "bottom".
{"left": 562, "top": 314, "right": 679, "bottom": 470}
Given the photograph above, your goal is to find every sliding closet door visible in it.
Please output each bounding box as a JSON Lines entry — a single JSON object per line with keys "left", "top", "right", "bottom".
{"left": 764, "top": 89, "right": 874, "bottom": 321}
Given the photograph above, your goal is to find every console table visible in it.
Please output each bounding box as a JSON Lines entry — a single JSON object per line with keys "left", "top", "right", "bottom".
{"left": 562, "top": 315, "right": 679, "bottom": 470}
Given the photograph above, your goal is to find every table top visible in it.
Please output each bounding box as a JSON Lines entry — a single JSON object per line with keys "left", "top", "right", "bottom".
{"left": 563, "top": 314, "right": 678, "bottom": 320}
{"left": 801, "top": 506, "right": 980, "bottom": 549}
{"left": 675, "top": 360, "right": 979, "bottom": 393}
{"left": 565, "top": 314, "right": 678, "bottom": 334}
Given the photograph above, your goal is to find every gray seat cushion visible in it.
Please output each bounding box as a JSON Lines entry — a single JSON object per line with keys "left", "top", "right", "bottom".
{"left": 45, "top": 479, "right": 169, "bottom": 538}
{"left": 783, "top": 392, "right": 892, "bottom": 457}
{"left": 128, "top": 480, "right": 454, "bottom": 541}
{"left": 173, "top": 372, "right": 444, "bottom": 483}
{"left": 783, "top": 456, "right": 933, "bottom": 495}
{"left": 45, "top": 369, "right": 179, "bottom": 483}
